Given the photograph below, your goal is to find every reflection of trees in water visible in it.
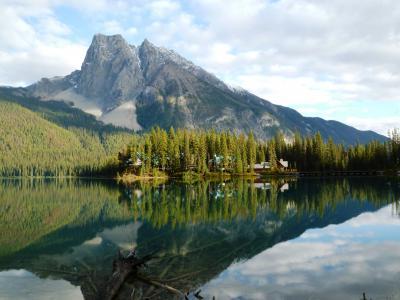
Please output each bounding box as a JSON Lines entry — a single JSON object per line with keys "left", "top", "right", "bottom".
{"left": 122, "top": 177, "right": 400, "bottom": 229}
{"left": 0, "top": 179, "right": 133, "bottom": 259}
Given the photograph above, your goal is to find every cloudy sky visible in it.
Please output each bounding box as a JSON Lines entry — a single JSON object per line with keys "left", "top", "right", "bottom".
{"left": 1, "top": 0, "right": 399, "bottom": 135}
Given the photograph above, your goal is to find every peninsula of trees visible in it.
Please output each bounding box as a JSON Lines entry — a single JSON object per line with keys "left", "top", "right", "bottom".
{"left": 117, "top": 127, "right": 400, "bottom": 178}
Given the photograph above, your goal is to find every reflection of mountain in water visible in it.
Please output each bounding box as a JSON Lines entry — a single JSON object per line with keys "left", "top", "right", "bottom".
{"left": 0, "top": 178, "right": 398, "bottom": 299}
{"left": 134, "top": 178, "right": 399, "bottom": 297}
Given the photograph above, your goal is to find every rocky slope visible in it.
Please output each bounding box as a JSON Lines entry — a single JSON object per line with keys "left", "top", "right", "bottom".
{"left": 25, "top": 33, "right": 385, "bottom": 144}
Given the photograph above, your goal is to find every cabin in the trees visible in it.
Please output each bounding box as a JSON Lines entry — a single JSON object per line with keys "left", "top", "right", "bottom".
{"left": 208, "top": 155, "right": 225, "bottom": 170}
{"left": 253, "top": 159, "right": 289, "bottom": 172}
{"left": 278, "top": 159, "right": 289, "bottom": 170}
{"left": 253, "top": 162, "right": 271, "bottom": 171}
{"left": 121, "top": 157, "right": 142, "bottom": 172}
{"left": 133, "top": 158, "right": 142, "bottom": 167}
{"left": 280, "top": 183, "right": 289, "bottom": 192}
{"left": 254, "top": 182, "right": 271, "bottom": 189}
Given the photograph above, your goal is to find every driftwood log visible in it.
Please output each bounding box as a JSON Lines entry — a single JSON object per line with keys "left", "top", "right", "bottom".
{"left": 96, "top": 249, "right": 205, "bottom": 300}
{"left": 98, "top": 249, "right": 152, "bottom": 300}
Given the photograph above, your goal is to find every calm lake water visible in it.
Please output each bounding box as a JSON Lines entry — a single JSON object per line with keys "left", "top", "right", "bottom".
{"left": 0, "top": 177, "right": 399, "bottom": 300}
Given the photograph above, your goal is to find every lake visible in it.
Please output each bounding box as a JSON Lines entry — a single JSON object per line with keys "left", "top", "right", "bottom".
{"left": 0, "top": 177, "right": 399, "bottom": 300}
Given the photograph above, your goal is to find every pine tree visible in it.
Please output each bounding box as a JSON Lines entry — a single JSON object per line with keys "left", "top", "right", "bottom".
{"left": 235, "top": 145, "right": 243, "bottom": 174}
{"left": 268, "top": 140, "right": 277, "bottom": 171}
{"left": 247, "top": 131, "right": 256, "bottom": 173}
{"left": 183, "top": 130, "right": 191, "bottom": 170}
{"left": 221, "top": 133, "right": 229, "bottom": 170}
{"left": 144, "top": 136, "right": 152, "bottom": 174}
{"left": 198, "top": 133, "right": 208, "bottom": 174}
{"left": 159, "top": 129, "right": 168, "bottom": 170}
{"left": 240, "top": 135, "right": 248, "bottom": 173}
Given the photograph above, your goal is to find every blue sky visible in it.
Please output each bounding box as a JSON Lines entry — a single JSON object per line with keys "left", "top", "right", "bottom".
{"left": 1, "top": 0, "right": 399, "bottom": 135}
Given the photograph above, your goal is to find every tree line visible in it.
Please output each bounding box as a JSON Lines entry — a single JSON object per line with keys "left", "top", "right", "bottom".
{"left": 284, "top": 129, "right": 400, "bottom": 171}
{"left": 118, "top": 127, "right": 400, "bottom": 175}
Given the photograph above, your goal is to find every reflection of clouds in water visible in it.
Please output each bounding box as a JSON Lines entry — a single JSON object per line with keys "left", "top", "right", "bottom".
{"left": 203, "top": 204, "right": 400, "bottom": 300}
{"left": 347, "top": 205, "right": 400, "bottom": 227}
{"left": 40, "top": 222, "right": 142, "bottom": 266}
{"left": 83, "top": 236, "right": 102, "bottom": 245}
{"left": 99, "top": 222, "right": 142, "bottom": 250}
{"left": 0, "top": 269, "right": 83, "bottom": 300}
{"left": 0, "top": 223, "right": 142, "bottom": 300}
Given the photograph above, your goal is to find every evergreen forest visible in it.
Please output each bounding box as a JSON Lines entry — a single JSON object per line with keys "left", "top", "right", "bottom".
{"left": 117, "top": 127, "right": 400, "bottom": 176}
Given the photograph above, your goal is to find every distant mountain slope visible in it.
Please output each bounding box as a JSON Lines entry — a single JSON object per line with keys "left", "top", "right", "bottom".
{"left": 0, "top": 100, "right": 131, "bottom": 176}
{"left": 21, "top": 34, "right": 386, "bottom": 144}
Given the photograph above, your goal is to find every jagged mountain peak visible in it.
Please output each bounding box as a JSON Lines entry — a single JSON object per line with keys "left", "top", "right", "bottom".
{"left": 140, "top": 38, "right": 154, "bottom": 48}
{"left": 138, "top": 38, "right": 202, "bottom": 72}
{"left": 91, "top": 33, "right": 125, "bottom": 44}
{"left": 76, "top": 34, "right": 143, "bottom": 112}
{"left": 82, "top": 33, "right": 135, "bottom": 66}
{"left": 24, "top": 33, "right": 386, "bottom": 144}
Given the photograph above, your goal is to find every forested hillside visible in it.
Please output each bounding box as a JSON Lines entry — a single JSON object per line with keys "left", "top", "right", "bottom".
{"left": 0, "top": 100, "right": 132, "bottom": 176}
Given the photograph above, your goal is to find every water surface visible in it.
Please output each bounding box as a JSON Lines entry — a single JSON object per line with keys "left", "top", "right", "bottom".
{"left": 0, "top": 178, "right": 399, "bottom": 299}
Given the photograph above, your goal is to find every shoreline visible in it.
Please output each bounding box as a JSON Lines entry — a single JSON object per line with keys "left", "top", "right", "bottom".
{"left": 0, "top": 170, "right": 398, "bottom": 182}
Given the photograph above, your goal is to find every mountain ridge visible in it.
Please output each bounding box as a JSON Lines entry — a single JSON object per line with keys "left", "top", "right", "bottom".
{"left": 21, "top": 33, "right": 386, "bottom": 144}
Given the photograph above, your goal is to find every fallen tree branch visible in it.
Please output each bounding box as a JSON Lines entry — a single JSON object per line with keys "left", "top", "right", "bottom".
{"left": 136, "top": 274, "right": 185, "bottom": 297}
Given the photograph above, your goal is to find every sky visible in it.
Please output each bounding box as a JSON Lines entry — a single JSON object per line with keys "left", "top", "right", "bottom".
{"left": 0, "top": 0, "right": 399, "bottom": 135}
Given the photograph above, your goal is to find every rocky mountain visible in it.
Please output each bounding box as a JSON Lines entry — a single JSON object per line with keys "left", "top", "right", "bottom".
{"left": 25, "top": 33, "right": 385, "bottom": 144}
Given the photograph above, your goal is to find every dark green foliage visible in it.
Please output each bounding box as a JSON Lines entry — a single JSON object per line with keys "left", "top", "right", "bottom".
{"left": 284, "top": 130, "right": 400, "bottom": 171}
{"left": 119, "top": 128, "right": 263, "bottom": 175}
{"left": 268, "top": 140, "right": 278, "bottom": 171}
{"left": 118, "top": 128, "right": 400, "bottom": 176}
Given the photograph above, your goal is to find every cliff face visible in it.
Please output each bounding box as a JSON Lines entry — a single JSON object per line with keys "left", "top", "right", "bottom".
{"left": 26, "top": 34, "right": 386, "bottom": 144}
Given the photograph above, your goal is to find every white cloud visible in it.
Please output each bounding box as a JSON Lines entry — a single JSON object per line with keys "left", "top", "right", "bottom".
{"left": 126, "top": 27, "right": 138, "bottom": 36}
{"left": 0, "top": 269, "right": 83, "bottom": 300}
{"left": 102, "top": 20, "right": 138, "bottom": 37}
{"left": 148, "top": 0, "right": 181, "bottom": 18}
{"left": 0, "top": 0, "right": 86, "bottom": 86}
{"left": 346, "top": 116, "right": 400, "bottom": 136}
{"left": 37, "top": 16, "right": 71, "bottom": 35}
{"left": 102, "top": 20, "right": 125, "bottom": 35}
{"left": 234, "top": 75, "right": 338, "bottom": 106}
